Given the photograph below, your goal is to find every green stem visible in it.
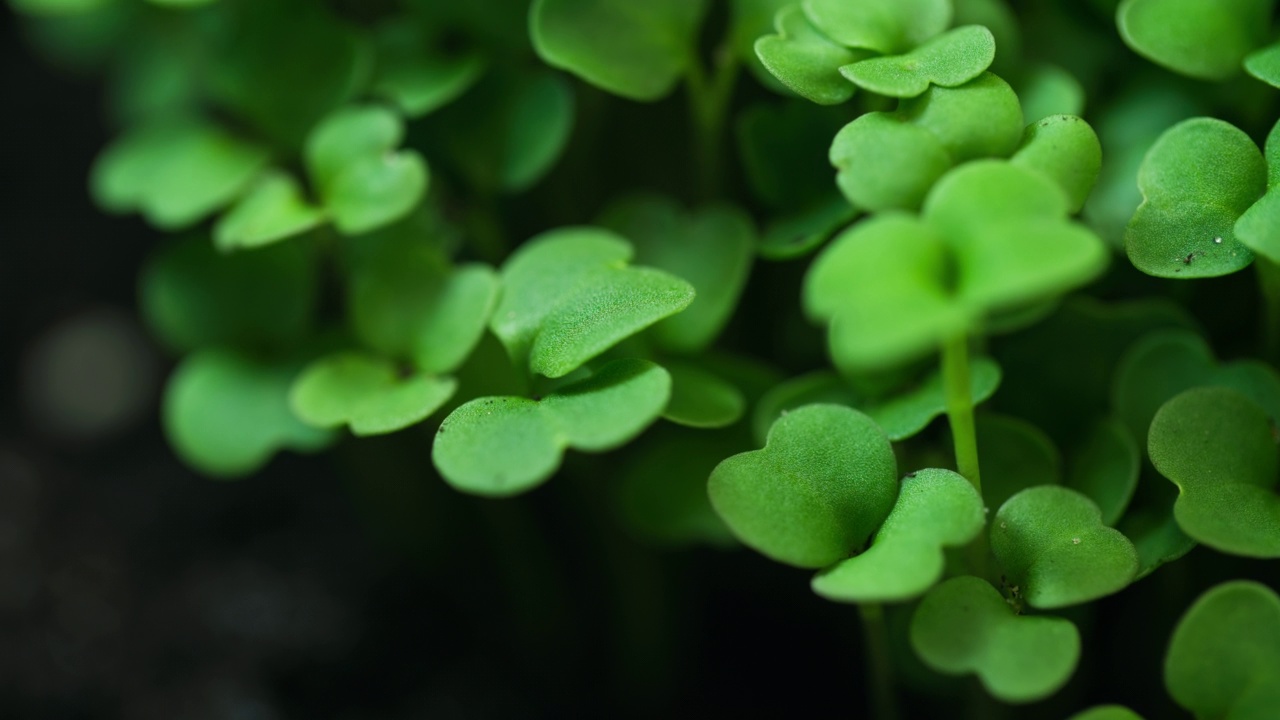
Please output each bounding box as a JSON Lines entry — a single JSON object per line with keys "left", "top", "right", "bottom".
{"left": 858, "top": 603, "right": 899, "bottom": 720}
{"left": 685, "top": 48, "right": 738, "bottom": 201}
{"left": 942, "top": 335, "right": 982, "bottom": 495}
{"left": 1257, "top": 257, "right": 1280, "bottom": 363}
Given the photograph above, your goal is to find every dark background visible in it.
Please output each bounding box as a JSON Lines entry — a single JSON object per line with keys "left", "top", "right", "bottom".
{"left": 2, "top": 3, "right": 1278, "bottom": 719}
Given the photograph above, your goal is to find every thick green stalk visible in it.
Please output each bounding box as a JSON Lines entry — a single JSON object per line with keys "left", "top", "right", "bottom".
{"left": 685, "top": 48, "right": 738, "bottom": 201}
{"left": 942, "top": 335, "right": 982, "bottom": 495}
{"left": 858, "top": 603, "right": 899, "bottom": 720}
{"left": 1257, "top": 257, "right": 1280, "bottom": 362}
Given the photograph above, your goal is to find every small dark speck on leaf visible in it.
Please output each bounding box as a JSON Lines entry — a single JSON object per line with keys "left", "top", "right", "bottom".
{"left": 904, "top": 472, "right": 917, "bottom": 479}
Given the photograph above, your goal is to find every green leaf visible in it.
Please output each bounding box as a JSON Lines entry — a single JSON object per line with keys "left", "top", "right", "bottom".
{"left": 1066, "top": 419, "right": 1141, "bottom": 526}
{"left": 10, "top": 0, "right": 112, "bottom": 14}
{"left": 812, "top": 468, "right": 985, "bottom": 603}
{"left": 803, "top": 0, "right": 951, "bottom": 54}
{"left": 1235, "top": 118, "right": 1280, "bottom": 262}
{"left": 304, "top": 105, "right": 428, "bottom": 236}
{"left": 1148, "top": 387, "right": 1280, "bottom": 557}
{"left": 1118, "top": 492, "right": 1197, "bottom": 579}
{"left": 737, "top": 100, "right": 850, "bottom": 209}
{"left": 1117, "top": 0, "right": 1270, "bottom": 81}
{"left": 758, "top": 196, "right": 856, "bottom": 260}
{"left": 432, "top": 358, "right": 671, "bottom": 496}
{"left": 1126, "top": 117, "right": 1265, "bottom": 278}
{"left": 829, "top": 113, "right": 953, "bottom": 212}
{"left": 1067, "top": 706, "right": 1145, "bottom": 720}
{"left": 348, "top": 231, "right": 498, "bottom": 374}
{"left": 662, "top": 361, "right": 747, "bottom": 429}
{"left": 213, "top": 171, "right": 325, "bottom": 251}
{"left": 490, "top": 227, "right": 695, "bottom": 378}
{"left": 371, "top": 24, "right": 485, "bottom": 118}
{"left": 530, "top": 0, "right": 708, "bottom": 101}
{"left": 290, "top": 352, "right": 456, "bottom": 436}
{"left": 754, "top": 4, "right": 865, "bottom": 105}
{"left": 1011, "top": 115, "right": 1103, "bottom": 213}
{"left": 431, "top": 69, "right": 575, "bottom": 192}
{"left": 839, "top": 26, "right": 996, "bottom": 98}
{"left": 910, "top": 576, "right": 1080, "bottom": 703}
{"left": 140, "top": 235, "right": 317, "bottom": 355}
{"left": 1244, "top": 40, "right": 1280, "bottom": 88}
{"left": 1017, "top": 64, "right": 1085, "bottom": 125}
{"left": 90, "top": 118, "right": 269, "bottom": 230}
{"left": 1165, "top": 581, "right": 1280, "bottom": 720}
{"left": 1112, "top": 329, "right": 1280, "bottom": 446}
{"left": 163, "top": 350, "right": 334, "bottom": 478}
{"left": 728, "top": 0, "right": 794, "bottom": 93}
{"left": 992, "top": 486, "right": 1139, "bottom": 608}
{"left": 897, "top": 73, "right": 1025, "bottom": 163}
{"left": 615, "top": 426, "right": 740, "bottom": 547}
{"left": 868, "top": 357, "right": 1001, "bottom": 441}
{"left": 978, "top": 413, "right": 1062, "bottom": 513}
{"left": 708, "top": 404, "right": 899, "bottom": 568}
{"left": 598, "top": 195, "right": 755, "bottom": 352}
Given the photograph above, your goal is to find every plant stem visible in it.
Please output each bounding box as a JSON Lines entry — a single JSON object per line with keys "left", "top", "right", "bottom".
{"left": 1256, "top": 257, "right": 1280, "bottom": 362}
{"left": 942, "top": 335, "right": 982, "bottom": 495}
{"left": 685, "top": 48, "right": 738, "bottom": 201}
{"left": 858, "top": 603, "right": 899, "bottom": 720}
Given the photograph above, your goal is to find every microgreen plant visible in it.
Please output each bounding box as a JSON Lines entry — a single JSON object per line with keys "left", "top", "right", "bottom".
{"left": 16, "top": 0, "right": 1280, "bottom": 715}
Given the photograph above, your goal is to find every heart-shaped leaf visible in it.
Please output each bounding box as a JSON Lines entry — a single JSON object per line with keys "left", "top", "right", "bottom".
{"left": 430, "top": 68, "right": 574, "bottom": 192}
{"left": 433, "top": 358, "right": 671, "bottom": 496}
{"left": 163, "top": 350, "right": 335, "bottom": 478}
{"left": 754, "top": 4, "right": 866, "bottom": 105}
{"left": 978, "top": 413, "right": 1062, "bottom": 513}
{"left": 597, "top": 195, "right": 755, "bottom": 352}
{"left": 1067, "top": 706, "right": 1145, "bottom": 720}
{"left": 910, "top": 575, "right": 1081, "bottom": 703}
{"left": 304, "top": 105, "right": 428, "bottom": 236}
{"left": 1066, "top": 419, "right": 1141, "bottom": 526}
{"left": 91, "top": 118, "right": 269, "bottom": 230}
{"left": 829, "top": 114, "right": 953, "bottom": 212}
{"left": 347, "top": 230, "right": 498, "bottom": 375}
{"left": 897, "top": 73, "right": 1025, "bottom": 163}
{"left": 803, "top": 0, "right": 951, "bottom": 54}
{"left": 1126, "top": 117, "right": 1265, "bottom": 278}
{"left": 140, "top": 235, "right": 318, "bottom": 354}
{"left": 1112, "top": 329, "right": 1280, "bottom": 446}
{"left": 812, "top": 468, "right": 985, "bottom": 603}
{"left": 214, "top": 171, "right": 325, "bottom": 251}
{"left": 708, "top": 404, "right": 898, "bottom": 568}
{"left": 992, "top": 486, "right": 1139, "bottom": 608}
{"left": 289, "top": 352, "right": 457, "bottom": 436}
{"left": 1011, "top": 115, "right": 1102, "bottom": 213}
{"left": 839, "top": 25, "right": 996, "bottom": 98}
{"left": 1149, "top": 387, "right": 1280, "bottom": 557}
{"left": 530, "top": 0, "right": 708, "bottom": 101}
{"left": 1118, "top": 0, "right": 1270, "bottom": 80}
{"left": 490, "top": 227, "right": 695, "bottom": 378}
{"left": 662, "top": 361, "right": 746, "bottom": 429}
{"left": 1165, "top": 581, "right": 1280, "bottom": 720}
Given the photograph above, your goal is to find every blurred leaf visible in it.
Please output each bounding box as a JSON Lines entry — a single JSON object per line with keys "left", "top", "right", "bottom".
{"left": 432, "top": 359, "right": 671, "bottom": 496}
{"left": 803, "top": 0, "right": 951, "bottom": 54}
{"left": 1165, "top": 581, "right": 1280, "bottom": 719}
{"left": 1118, "top": 0, "right": 1269, "bottom": 80}
{"left": 709, "top": 404, "right": 899, "bottom": 568}
{"left": 1066, "top": 418, "right": 1141, "bottom": 526}
{"left": 290, "top": 352, "right": 456, "bottom": 436}
{"left": 91, "top": 118, "right": 268, "bottom": 230}
{"left": 757, "top": 196, "right": 856, "bottom": 260}
{"left": 662, "top": 361, "right": 746, "bottom": 428}
{"left": 371, "top": 23, "right": 485, "bottom": 117}
{"left": 140, "top": 235, "right": 317, "bottom": 354}
{"left": 813, "top": 468, "right": 984, "bottom": 602}
{"left": 1067, "top": 706, "right": 1145, "bottom": 720}
{"left": 163, "top": 350, "right": 334, "bottom": 477}
{"left": 1017, "top": 64, "right": 1085, "bottom": 124}
{"left": 214, "top": 171, "right": 325, "bottom": 251}
{"left": 978, "top": 413, "right": 1062, "bottom": 513}
{"left": 910, "top": 576, "right": 1080, "bottom": 703}
{"left": 530, "top": 0, "right": 708, "bottom": 101}
{"left": 737, "top": 100, "right": 849, "bottom": 209}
